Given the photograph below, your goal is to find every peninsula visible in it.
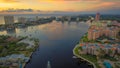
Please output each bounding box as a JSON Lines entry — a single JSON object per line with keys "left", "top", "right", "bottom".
{"left": 73, "top": 13, "right": 120, "bottom": 68}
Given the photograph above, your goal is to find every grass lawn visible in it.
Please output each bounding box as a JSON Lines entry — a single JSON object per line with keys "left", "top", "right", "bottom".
{"left": 18, "top": 51, "right": 31, "bottom": 57}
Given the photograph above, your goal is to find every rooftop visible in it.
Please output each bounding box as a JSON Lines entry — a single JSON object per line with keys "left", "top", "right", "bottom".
{"left": 80, "top": 43, "right": 120, "bottom": 50}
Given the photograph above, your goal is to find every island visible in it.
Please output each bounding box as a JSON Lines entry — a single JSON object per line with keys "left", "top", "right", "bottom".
{"left": 73, "top": 13, "right": 120, "bottom": 68}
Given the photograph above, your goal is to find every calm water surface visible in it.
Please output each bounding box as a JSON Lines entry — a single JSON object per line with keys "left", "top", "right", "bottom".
{"left": 0, "top": 16, "right": 90, "bottom": 68}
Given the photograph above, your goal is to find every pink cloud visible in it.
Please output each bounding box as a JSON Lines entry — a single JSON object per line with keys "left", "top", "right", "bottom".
{"left": 90, "top": 2, "right": 118, "bottom": 11}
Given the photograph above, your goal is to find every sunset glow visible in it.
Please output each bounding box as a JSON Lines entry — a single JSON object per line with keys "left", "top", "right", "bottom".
{"left": 0, "top": 0, "right": 120, "bottom": 13}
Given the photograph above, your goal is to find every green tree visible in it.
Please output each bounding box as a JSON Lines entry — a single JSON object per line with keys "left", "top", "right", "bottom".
{"left": 0, "top": 46, "right": 4, "bottom": 52}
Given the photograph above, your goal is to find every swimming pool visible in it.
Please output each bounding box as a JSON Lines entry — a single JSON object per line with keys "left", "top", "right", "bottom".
{"left": 103, "top": 61, "right": 112, "bottom": 68}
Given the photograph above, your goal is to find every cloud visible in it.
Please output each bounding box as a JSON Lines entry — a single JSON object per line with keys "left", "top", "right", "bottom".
{"left": 63, "top": 0, "right": 100, "bottom": 1}
{"left": 0, "top": 0, "right": 120, "bottom": 14}
{"left": 92, "top": 2, "right": 118, "bottom": 11}
{"left": 0, "top": 8, "right": 34, "bottom": 12}
{"left": 38, "top": 0, "right": 99, "bottom": 1}
{"left": 55, "top": 0, "right": 119, "bottom": 1}
{"left": 0, "top": 0, "right": 19, "bottom": 3}
{"left": 37, "top": 0, "right": 120, "bottom": 2}
{"left": 95, "top": 2, "right": 116, "bottom": 7}
{"left": 37, "top": 0, "right": 99, "bottom": 2}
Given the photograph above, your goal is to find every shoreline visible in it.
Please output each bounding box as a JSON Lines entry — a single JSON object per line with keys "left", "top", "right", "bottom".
{"left": 23, "top": 42, "right": 39, "bottom": 68}
{"left": 73, "top": 44, "right": 96, "bottom": 68}
{"left": 23, "top": 52, "right": 33, "bottom": 68}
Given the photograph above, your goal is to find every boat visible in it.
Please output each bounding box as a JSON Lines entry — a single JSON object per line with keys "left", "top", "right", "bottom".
{"left": 72, "top": 56, "right": 77, "bottom": 58}
{"left": 47, "top": 61, "right": 51, "bottom": 68}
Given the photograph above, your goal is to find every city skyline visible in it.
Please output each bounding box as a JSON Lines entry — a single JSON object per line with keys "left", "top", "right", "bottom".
{"left": 0, "top": 0, "right": 120, "bottom": 14}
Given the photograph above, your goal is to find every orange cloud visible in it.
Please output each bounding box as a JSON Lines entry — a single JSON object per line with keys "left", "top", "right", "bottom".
{"left": 0, "top": 0, "right": 19, "bottom": 3}
{"left": 89, "top": 2, "right": 119, "bottom": 11}
{"left": 38, "top": 0, "right": 99, "bottom": 1}
{"left": 40, "top": 0, "right": 100, "bottom": 1}
{"left": 93, "top": 2, "right": 116, "bottom": 10}
{"left": 100, "top": 2, "right": 115, "bottom": 6}
{"left": 0, "top": 0, "right": 120, "bottom": 12}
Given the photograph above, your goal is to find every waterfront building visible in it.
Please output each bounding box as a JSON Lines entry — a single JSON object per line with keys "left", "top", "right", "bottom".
{"left": 88, "top": 27, "right": 101, "bottom": 40}
{"left": 18, "top": 17, "right": 26, "bottom": 23}
{"left": 36, "top": 16, "right": 39, "bottom": 21}
{"left": 88, "top": 25, "right": 119, "bottom": 40}
{"left": 82, "top": 43, "right": 99, "bottom": 55}
{"left": 80, "top": 43, "right": 120, "bottom": 56}
{"left": 26, "top": 18, "right": 36, "bottom": 22}
{"left": 66, "top": 16, "right": 71, "bottom": 21}
{"left": 104, "top": 48, "right": 109, "bottom": 55}
{"left": 112, "top": 21, "right": 120, "bottom": 27}
{"left": 117, "top": 48, "right": 120, "bottom": 54}
{"left": 4, "top": 16, "right": 14, "bottom": 25}
{"left": 111, "top": 48, "right": 116, "bottom": 57}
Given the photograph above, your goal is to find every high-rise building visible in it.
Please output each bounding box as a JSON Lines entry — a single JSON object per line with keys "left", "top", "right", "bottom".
{"left": 4, "top": 16, "right": 14, "bottom": 25}
{"left": 36, "top": 16, "right": 39, "bottom": 21}
{"left": 88, "top": 25, "right": 119, "bottom": 40}
{"left": 18, "top": 17, "right": 26, "bottom": 23}
{"left": 95, "top": 13, "right": 100, "bottom": 21}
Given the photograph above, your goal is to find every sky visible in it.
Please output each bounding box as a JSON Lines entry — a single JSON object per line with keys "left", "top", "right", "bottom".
{"left": 0, "top": 0, "right": 120, "bottom": 14}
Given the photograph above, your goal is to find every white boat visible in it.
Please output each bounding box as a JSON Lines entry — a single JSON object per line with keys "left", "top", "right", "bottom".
{"left": 72, "top": 56, "right": 77, "bottom": 58}
{"left": 47, "top": 61, "right": 51, "bottom": 68}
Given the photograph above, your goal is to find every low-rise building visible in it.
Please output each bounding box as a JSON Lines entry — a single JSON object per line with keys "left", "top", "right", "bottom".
{"left": 18, "top": 17, "right": 26, "bottom": 23}
{"left": 80, "top": 43, "right": 120, "bottom": 56}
